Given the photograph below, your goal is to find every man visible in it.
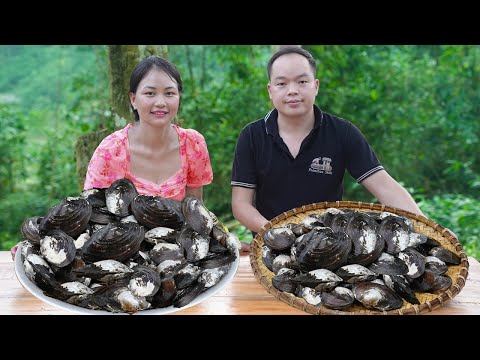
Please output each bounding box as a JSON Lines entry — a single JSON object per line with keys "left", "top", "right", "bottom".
{"left": 231, "top": 46, "right": 425, "bottom": 253}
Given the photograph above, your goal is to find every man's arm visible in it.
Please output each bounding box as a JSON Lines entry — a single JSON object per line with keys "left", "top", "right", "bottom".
{"left": 232, "top": 186, "right": 269, "bottom": 233}
{"left": 362, "top": 170, "right": 461, "bottom": 240}
{"left": 361, "top": 170, "right": 425, "bottom": 216}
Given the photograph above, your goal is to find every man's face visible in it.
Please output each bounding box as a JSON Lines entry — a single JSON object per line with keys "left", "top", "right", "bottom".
{"left": 268, "top": 53, "right": 319, "bottom": 118}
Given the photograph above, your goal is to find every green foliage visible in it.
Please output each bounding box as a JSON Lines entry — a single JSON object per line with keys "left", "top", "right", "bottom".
{"left": 0, "top": 45, "right": 108, "bottom": 110}
{"left": 306, "top": 45, "right": 480, "bottom": 201}
{"left": 418, "top": 193, "right": 480, "bottom": 259}
{"left": 230, "top": 224, "right": 253, "bottom": 244}
{"left": 36, "top": 126, "right": 80, "bottom": 199}
{"left": 0, "top": 45, "right": 109, "bottom": 250}
{"left": 0, "top": 104, "right": 26, "bottom": 197}
{"left": 0, "top": 191, "right": 55, "bottom": 247}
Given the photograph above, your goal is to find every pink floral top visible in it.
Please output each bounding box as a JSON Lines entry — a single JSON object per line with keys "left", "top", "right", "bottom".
{"left": 84, "top": 123, "right": 213, "bottom": 201}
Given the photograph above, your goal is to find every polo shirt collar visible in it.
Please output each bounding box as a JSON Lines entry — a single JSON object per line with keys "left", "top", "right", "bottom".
{"left": 264, "top": 105, "right": 323, "bottom": 136}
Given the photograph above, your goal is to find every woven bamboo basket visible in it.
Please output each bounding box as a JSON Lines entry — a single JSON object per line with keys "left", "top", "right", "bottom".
{"left": 250, "top": 201, "right": 470, "bottom": 315}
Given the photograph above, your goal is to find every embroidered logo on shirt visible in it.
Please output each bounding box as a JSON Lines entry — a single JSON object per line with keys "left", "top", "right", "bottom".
{"left": 309, "top": 157, "right": 333, "bottom": 174}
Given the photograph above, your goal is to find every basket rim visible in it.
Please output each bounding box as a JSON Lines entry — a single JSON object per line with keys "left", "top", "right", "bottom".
{"left": 249, "top": 200, "right": 470, "bottom": 315}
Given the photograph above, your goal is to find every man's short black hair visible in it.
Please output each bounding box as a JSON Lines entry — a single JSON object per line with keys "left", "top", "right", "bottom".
{"left": 267, "top": 46, "right": 317, "bottom": 80}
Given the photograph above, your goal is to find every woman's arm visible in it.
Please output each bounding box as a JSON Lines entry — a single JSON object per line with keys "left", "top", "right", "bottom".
{"left": 186, "top": 186, "right": 203, "bottom": 200}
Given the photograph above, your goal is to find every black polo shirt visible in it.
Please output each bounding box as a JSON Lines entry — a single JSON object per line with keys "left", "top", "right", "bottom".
{"left": 231, "top": 105, "right": 383, "bottom": 221}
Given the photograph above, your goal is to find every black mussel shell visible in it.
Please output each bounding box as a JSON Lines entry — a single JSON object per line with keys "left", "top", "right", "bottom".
{"left": 131, "top": 195, "right": 184, "bottom": 230}
{"left": 104, "top": 178, "right": 138, "bottom": 217}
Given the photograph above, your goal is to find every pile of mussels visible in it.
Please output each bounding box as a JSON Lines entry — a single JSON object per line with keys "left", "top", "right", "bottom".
{"left": 18, "top": 178, "right": 238, "bottom": 314}
{"left": 263, "top": 208, "right": 461, "bottom": 312}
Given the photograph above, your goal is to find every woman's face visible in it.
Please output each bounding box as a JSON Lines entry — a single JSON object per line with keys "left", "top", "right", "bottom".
{"left": 129, "top": 68, "right": 180, "bottom": 127}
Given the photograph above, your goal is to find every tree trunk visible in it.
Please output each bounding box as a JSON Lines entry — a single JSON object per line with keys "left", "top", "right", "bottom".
{"left": 107, "top": 45, "right": 140, "bottom": 125}
{"left": 74, "top": 45, "right": 169, "bottom": 191}
{"left": 74, "top": 128, "right": 110, "bottom": 191}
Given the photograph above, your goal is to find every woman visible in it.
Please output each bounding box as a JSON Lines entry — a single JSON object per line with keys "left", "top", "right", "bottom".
{"left": 85, "top": 55, "right": 213, "bottom": 200}
{"left": 11, "top": 55, "right": 213, "bottom": 259}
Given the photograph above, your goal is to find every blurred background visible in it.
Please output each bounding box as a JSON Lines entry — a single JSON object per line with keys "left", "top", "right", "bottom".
{"left": 0, "top": 45, "right": 478, "bottom": 259}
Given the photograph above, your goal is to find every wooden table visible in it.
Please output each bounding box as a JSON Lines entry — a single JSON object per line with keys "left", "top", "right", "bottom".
{"left": 1, "top": 251, "right": 479, "bottom": 315}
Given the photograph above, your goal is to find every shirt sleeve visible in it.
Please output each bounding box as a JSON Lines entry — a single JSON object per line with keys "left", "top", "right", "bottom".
{"left": 344, "top": 122, "right": 384, "bottom": 183}
{"left": 83, "top": 133, "right": 128, "bottom": 190}
{"left": 231, "top": 125, "right": 256, "bottom": 188}
{"left": 185, "top": 129, "right": 213, "bottom": 187}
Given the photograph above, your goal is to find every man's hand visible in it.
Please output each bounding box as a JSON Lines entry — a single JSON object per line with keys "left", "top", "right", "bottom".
{"left": 240, "top": 241, "right": 251, "bottom": 255}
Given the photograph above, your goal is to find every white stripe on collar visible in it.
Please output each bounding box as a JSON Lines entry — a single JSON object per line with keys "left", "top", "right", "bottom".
{"left": 264, "top": 109, "right": 274, "bottom": 134}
